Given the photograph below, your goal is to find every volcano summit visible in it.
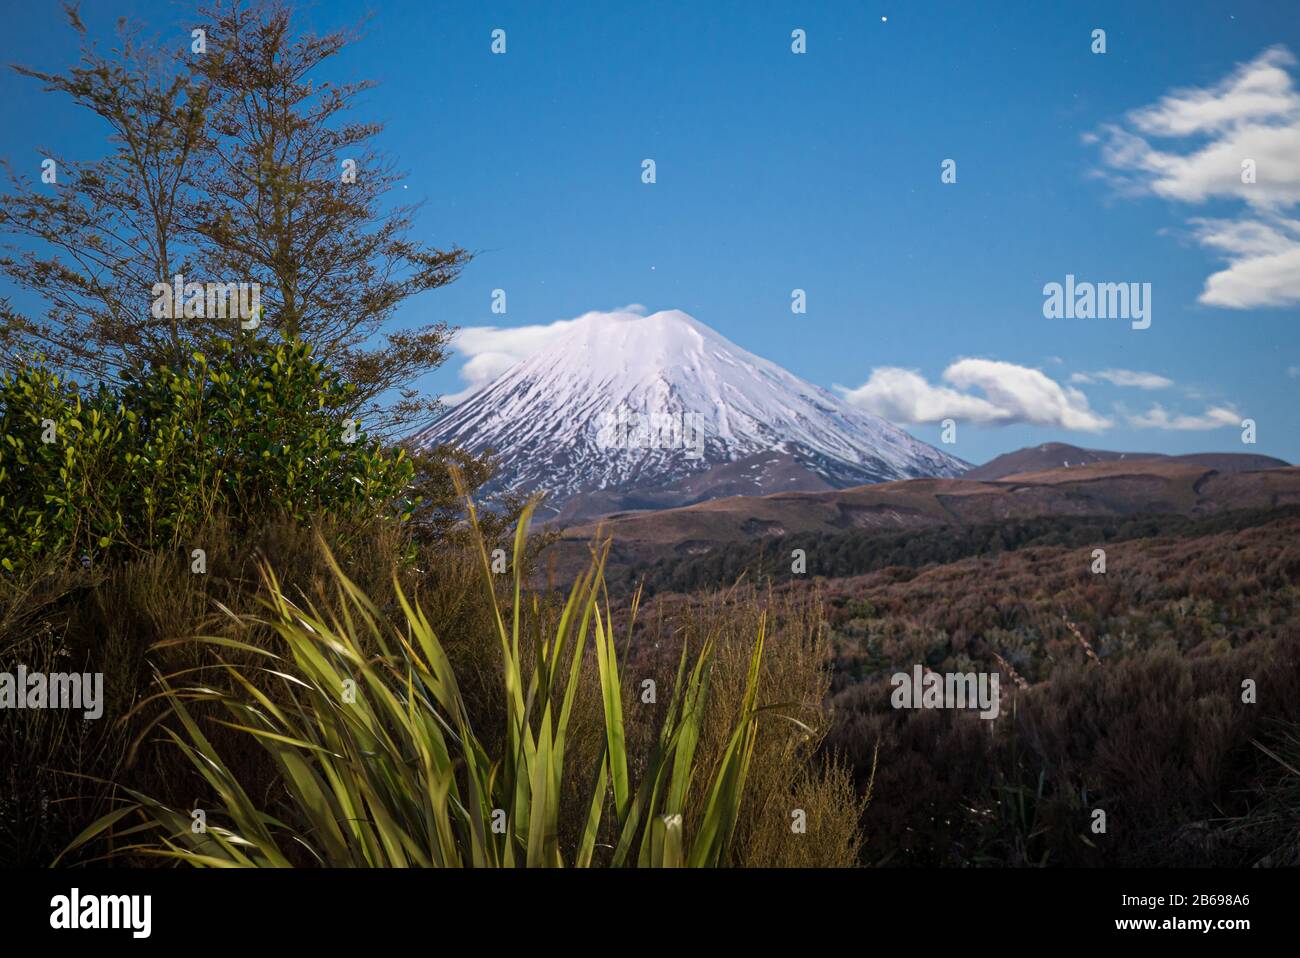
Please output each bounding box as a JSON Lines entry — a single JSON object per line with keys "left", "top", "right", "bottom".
{"left": 410, "top": 310, "right": 968, "bottom": 522}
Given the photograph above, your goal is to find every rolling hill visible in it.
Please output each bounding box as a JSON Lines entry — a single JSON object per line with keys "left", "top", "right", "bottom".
{"left": 541, "top": 459, "right": 1300, "bottom": 581}
{"left": 964, "top": 442, "right": 1288, "bottom": 480}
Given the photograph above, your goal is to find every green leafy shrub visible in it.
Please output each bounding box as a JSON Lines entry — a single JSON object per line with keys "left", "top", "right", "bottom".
{"left": 0, "top": 338, "right": 413, "bottom": 573}
{"left": 0, "top": 362, "right": 124, "bottom": 571}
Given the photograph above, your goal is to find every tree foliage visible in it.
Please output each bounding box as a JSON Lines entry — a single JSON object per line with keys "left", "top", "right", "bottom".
{"left": 1, "top": 0, "right": 469, "bottom": 436}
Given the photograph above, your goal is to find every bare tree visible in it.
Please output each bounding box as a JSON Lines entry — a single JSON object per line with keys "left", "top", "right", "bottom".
{"left": 0, "top": 4, "right": 210, "bottom": 380}
{"left": 188, "top": 0, "right": 469, "bottom": 432}
{"left": 1, "top": 1, "right": 470, "bottom": 436}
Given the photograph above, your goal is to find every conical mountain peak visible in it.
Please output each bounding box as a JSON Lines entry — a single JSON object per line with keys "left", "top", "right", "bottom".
{"left": 411, "top": 310, "right": 967, "bottom": 521}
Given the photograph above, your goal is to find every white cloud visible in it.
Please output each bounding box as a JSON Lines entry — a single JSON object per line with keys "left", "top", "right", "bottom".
{"left": 839, "top": 359, "right": 1112, "bottom": 432}
{"left": 1130, "top": 47, "right": 1300, "bottom": 138}
{"left": 1093, "top": 46, "right": 1300, "bottom": 309}
{"left": 1098, "top": 47, "right": 1300, "bottom": 207}
{"left": 1288, "top": 365, "right": 1300, "bottom": 378}
{"left": 444, "top": 312, "right": 615, "bottom": 402}
{"left": 1126, "top": 404, "right": 1241, "bottom": 431}
{"left": 443, "top": 322, "right": 576, "bottom": 402}
{"left": 838, "top": 367, "right": 1007, "bottom": 424}
{"left": 443, "top": 306, "right": 663, "bottom": 402}
{"left": 1070, "top": 368, "right": 1174, "bottom": 389}
{"left": 1190, "top": 216, "right": 1300, "bottom": 308}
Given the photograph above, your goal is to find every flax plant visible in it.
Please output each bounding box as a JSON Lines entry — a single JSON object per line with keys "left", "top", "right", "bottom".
{"left": 62, "top": 483, "right": 777, "bottom": 867}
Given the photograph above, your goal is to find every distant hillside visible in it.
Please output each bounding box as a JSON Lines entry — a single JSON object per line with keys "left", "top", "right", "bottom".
{"left": 618, "top": 504, "right": 1300, "bottom": 594}
{"left": 552, "top": 451, "right": 833, "bottom": 525}
{"left": 541, "top": 460, "right": 1300, "bottom": 582}
{"left": 966, "top": 442, "right": 1288, "bottom": 480}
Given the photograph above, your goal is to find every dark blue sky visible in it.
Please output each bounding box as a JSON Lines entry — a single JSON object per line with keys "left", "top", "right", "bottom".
{"left": 2, "top": 1, "right": 1297, "bottom": 464}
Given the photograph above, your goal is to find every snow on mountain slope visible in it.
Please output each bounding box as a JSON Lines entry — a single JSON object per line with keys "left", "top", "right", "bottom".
{"left": 409, "top": 310, "right": 968, "bottom": 517}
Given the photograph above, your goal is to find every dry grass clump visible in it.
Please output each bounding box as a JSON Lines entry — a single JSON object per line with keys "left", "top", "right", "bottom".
{"left": 4, "top": 503, "right": 865, "bottom": 867}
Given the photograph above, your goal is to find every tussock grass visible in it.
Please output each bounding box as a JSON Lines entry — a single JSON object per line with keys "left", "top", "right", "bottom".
{"left": 59, "top": 490, "right": 858, "bottom": 867}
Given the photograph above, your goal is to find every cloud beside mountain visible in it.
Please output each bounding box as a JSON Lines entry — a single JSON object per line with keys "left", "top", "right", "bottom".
{"left": 443, "top": 306, "right": 651, "bottom": 403}
{"left": 838, "top": 359, "right": 1112, "bottom": 432}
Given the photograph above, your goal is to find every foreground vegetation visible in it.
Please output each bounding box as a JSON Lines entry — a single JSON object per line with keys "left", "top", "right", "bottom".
{"left": 57, "top": 496, "right": 855, "bottom": 867}
{"left": 1, "top": 490, "right": 861, "bottom": 868}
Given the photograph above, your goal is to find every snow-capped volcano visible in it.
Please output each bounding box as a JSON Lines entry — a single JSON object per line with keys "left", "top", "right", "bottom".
{"left": 409, "top": 310, "right": 968, "bottom": 521}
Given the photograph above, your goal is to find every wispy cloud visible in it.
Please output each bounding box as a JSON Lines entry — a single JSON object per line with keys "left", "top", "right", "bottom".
{"left": 1189, "top": 216, "right": 1300, "bottom": 308}
{"left": 1070, "top": 368, "right": 1174, "bottom": 389}
{"left": 1096, "top": 46, "right": 1300, "bottom": 206}
{"left": 1093, "top": 46, "right": 1300, "bottom": 309}
{"left": 839, "top": 359, "right": 1112, "bottom": 432}
{"left": 1126, "top": 404, "right": 1241, "bottom": 431}
{"left": 443, "top": 306, "right": 649, "bottom": 402}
